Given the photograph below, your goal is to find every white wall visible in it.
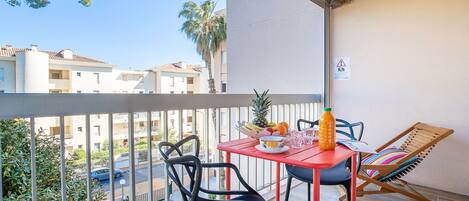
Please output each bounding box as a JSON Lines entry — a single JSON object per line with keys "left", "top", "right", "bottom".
{"left": 227, "top": 0, "right": 324, "bottom": 94}
{"left": 65, "top": 65, "right": 113, "bottom": 93}
{"left": 15, "top": 50, "right": 49, "bottom": 93}
{"left": 0, "top": 60, "right": 15, "bottom": 92}
{"left": 160, "top": 72, "right": 188, "bottom": 94}
{"left": 112, "top": 70, "right": 154, "bottom": 93}
{"left": 331, "top": 0, "right": 469, "bottom": 195}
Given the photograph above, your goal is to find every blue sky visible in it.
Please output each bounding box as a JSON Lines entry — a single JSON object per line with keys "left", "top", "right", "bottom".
{"left": 0, "top": 0, "right": 226, "bottom": 70}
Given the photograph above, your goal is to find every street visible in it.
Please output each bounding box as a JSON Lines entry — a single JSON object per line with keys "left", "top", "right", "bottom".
{"left": 99, "top": 162, "right": 165, "bottom": 192}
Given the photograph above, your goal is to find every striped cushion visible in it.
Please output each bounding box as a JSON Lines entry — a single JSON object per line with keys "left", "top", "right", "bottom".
{"left": 362, "top": 148, "right": 411, "bottom": 178}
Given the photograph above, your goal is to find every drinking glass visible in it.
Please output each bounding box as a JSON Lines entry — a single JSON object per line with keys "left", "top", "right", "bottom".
{"left": 289, "top": 131, "right": 304, "bottom": 148}
{"left": 303, "top": 130, "right": 314, "bottom": 145}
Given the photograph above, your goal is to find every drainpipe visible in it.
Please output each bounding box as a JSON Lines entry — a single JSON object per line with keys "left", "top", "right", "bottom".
{"left": 323, "top": 2, "right": 332, "bottom": 108}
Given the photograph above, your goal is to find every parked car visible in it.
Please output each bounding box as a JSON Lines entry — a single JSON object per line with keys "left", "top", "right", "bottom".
{"left": 91, "top": 168, "right": 124, "bottom": 181}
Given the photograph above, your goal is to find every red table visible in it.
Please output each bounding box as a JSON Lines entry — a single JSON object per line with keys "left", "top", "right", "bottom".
{"left": 217, "top": 138, "right": 357, "bottom": 201}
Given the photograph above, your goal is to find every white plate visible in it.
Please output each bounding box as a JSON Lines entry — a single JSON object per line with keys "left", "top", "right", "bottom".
{"left": 255, "top": 144, "right": 290, "bottom": 154}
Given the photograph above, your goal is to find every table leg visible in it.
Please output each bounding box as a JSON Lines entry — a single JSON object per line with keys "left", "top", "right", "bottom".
{"left": 313, "top": 168, "right": 320, "bottom": 201}
{"left": 351, "top": 153, "right": 357, "bottom": 201}
{"left": 276, "top": 161, "right": 280, "bottom": 201}
{"left": 225, "top": 152, "right": 231, "bottom": 200}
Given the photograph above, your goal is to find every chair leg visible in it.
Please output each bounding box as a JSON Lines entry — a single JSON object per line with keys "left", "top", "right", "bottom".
{"left": 307, "top": 183, "right": 311, "bottom": 201}
{"left": 341, "top": 181, "right": 351, "bottom": 201}
{"left": 284, "top": 175, "right": 293, "bottom": 201}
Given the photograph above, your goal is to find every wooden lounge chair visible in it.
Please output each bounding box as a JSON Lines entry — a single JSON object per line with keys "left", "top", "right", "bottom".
{"left": 356, "top": 122, "right": 453, "bottom": 201}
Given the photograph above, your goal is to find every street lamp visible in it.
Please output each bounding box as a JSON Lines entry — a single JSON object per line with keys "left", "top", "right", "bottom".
{"left": 119, "top": 179, "right": 126, "bottom": 200}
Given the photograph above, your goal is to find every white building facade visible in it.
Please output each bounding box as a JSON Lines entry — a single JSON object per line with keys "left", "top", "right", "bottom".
{"left": 0, "top": 45, "right": 206, "bottom": 153}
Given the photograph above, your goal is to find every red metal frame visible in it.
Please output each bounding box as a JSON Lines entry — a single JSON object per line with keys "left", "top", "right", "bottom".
{"left": 225, "top": 152, "right": 231, "bottom": 200}
{"left": 218, "top": 138, "right": 357, "bottom": 201}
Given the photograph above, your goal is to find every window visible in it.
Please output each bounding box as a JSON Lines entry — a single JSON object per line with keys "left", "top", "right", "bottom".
{"left": 77, "top": 127, "right": 83, "bottom": 132}
{"left": 49, "top": 89, "right": 62, "bottom": 94}
{"left": 0, "top": 90, "right": 4, "bottom": 93}
{"left": 139, "top": 91, "right": 144, "bottom": 94}
{"left": 187, "top": 77, "right": 194, "bottom": 84}
{"left": 152, "top": 120, "right": 160, "bottom": 127}
{"left": 149, "top": 90, "right": 154, "bottom": 94}
{"left": 187, "top": 116, "right": 193, "bottom": 122}
{"left": 187, "top": 91, "right": 194, "bottom": 94}
{"left": 94, "top": 125, "right": 101, "bottom": 136}
{"left": 78, "top": 145, "right": 83, "bottom": 149}
{"left": 93, "top": 73, "right": 100, "bottom": 84}
{"left": 77, "top": 90, "right": 82, "bottom": 94}
{"left": 139, "top": 122, "right": 145, "bottom": 127}
{"left": 170, "top": 91, "right": 174, "bottom": 94}
{"left": 76, "top": 72, "right": 81, "bottom": 77}
{"left": 50, "top": 70, "right": 62, "bottom": 79}
{"left": 94, "top": 143, "right": 101, "bottom": 150}
{"left": 170, "top": 77, "right": 175, "bottom": 86}
{"left": 221, "top": 50, "right": 227, "bottom": 65}
{"left": 222, "top": 83, "right": 227, "bottom": 93}
{"left": 50, "top": 126, "right": 60, "bottom": 135}
{"left": 0, "top": 68, "right": 4, "bottom": 81}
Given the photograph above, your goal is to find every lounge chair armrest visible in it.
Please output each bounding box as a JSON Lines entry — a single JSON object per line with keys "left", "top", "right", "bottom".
{"left": 360, "top": 164, "right": 398, "bottom": 171}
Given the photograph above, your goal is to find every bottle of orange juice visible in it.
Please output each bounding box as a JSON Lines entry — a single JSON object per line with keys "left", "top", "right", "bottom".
{"left": 319, "top": 107, "right": 336, "bottom": 150}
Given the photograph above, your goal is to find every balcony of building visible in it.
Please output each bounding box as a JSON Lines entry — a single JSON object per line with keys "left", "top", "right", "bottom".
{"left": 1, "top": 0, "right": 469, "bottom": 201}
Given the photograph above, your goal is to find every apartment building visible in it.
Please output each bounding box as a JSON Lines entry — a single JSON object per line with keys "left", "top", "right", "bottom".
{"left": 109, "top": 62, "right": 206, "bottom": 144}
{"left": 0, "top": 45, "right": 205, "bottom": 153}
{"left": 213, "top": 9, "right": 228, "bottom": 93}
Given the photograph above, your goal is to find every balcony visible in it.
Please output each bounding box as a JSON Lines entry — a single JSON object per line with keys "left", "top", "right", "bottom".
{"left": 49, "top": 78, "right": 70, "bottom": 90}
{"left": 1, "top": 0, "right": 469, "bottom": 200}
{"left": 0, "top": 93, "right": 320, "bottom": 201}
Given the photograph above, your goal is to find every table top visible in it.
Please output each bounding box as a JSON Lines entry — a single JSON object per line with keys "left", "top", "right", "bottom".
{"left": 217, "top": 138, "right": 356, "bottom": 169}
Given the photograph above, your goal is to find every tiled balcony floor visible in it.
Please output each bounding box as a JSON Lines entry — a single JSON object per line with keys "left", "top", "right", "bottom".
{"left": 272, "top": 182, "right": 469, "bottom": 201}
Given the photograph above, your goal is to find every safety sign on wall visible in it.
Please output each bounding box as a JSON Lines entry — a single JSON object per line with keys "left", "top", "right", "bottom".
{"left": 333, "top": 57, "right": 350, "bottom": 80}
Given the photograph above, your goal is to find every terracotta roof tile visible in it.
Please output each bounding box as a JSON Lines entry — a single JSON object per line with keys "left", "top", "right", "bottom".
{"left": 153, "top": 62, "right": 202, "bottom": 74}
{"left": 0, "top": 46, "right": 106, "bottom": 64}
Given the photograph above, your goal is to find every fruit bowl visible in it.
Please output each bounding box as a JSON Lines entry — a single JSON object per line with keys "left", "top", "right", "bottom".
{"left": 235, "top": 121, "right": 289, "bottom": 139}
{"left": 235, "top": 121, "right": 269, "bottom": 139}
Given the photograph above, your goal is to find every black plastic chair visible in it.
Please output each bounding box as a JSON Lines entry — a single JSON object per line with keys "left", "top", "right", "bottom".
{"left": 158, "top": 135, "right": 265, "bottom": 201}
{"left": 284, "top": 119, "right": 364, "bottom": 201}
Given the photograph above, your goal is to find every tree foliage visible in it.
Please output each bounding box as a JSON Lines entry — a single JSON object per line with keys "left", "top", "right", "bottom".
{"left": 0, "top": 119, "right": 105, "bottom": 200}
{"left": 4, "top": 0, "right": 91, "bottom": 8}
{"left": 179, "top": 0, "right": 226, "bottom": 94}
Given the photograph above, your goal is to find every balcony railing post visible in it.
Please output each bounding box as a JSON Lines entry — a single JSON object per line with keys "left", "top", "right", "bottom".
{"left": 30, "top": 117, "right": 37, "bottom": 201}
{"left": 147, "top": 111, "right": 154, "bottom": 201}
{"left": 108, "top": 113, "right": 115, "bottom": 201}
{"left": 59, "top": 116, "right": 66, "bottom": 201}
{"left": 192, "top": 109, "right": 197, "bottom": 154}
{"left": 178, "top": 110, "right": 184, "bottom": 185}
{"left": 128, "top": 113, "right": 136, "bottom": 200}
{"left": 163, "top": 111, "right": 170, "bottom": 201}
{"left": 86, "top": 115, "right": 92, "bottom": 201}
{"left": 204, "top": 108, "right": 210, "bottom": 189}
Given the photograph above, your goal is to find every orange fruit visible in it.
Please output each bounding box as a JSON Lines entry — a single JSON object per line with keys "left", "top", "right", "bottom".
{"left": 276, "top": 125, "right": 288, "bottom": 136}
{"left": 278, "top": 122, "right": 289, "bottom": 130}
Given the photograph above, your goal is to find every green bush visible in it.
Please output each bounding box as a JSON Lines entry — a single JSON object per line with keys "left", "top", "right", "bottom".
{"left": 0, "top": 119, "right": 106, "bottom": 201}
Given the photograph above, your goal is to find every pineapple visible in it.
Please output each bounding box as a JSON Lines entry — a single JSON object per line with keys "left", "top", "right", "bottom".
{"left": 252, "top": 89, "right": 271, "bottom": 128}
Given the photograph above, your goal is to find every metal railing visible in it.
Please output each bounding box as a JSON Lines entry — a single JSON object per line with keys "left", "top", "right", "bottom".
{"left": 0, "top": 93, "right": 321, "bottom": 201}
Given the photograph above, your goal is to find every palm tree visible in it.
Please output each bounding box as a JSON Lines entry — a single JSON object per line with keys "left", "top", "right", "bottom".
{"left": 179, "top": 0, "right": 226, "bottom": 94}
